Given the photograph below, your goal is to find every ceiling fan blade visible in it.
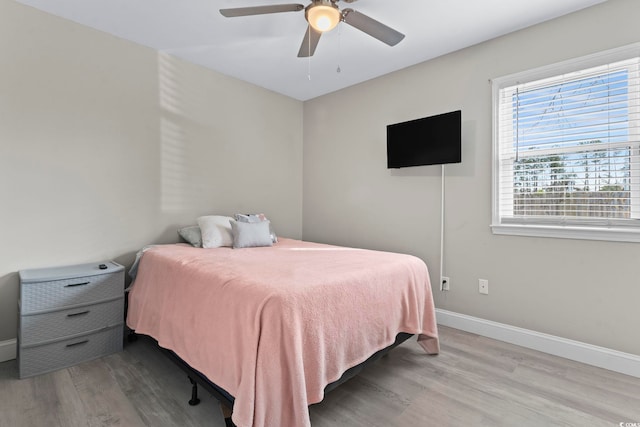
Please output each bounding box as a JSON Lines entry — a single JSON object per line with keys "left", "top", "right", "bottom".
{"left": 220, "top": 4, "right": 304, "bottom": 17}
{"left": 297, "top": 25, "right": 322, "bottom": 57}
{"left": 342, "top": 8, "right": 405, "bottom": 46}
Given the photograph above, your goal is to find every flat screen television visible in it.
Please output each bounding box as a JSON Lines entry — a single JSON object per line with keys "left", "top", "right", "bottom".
{"left": 387, "top": 110, "right": 461, "bottom": 168}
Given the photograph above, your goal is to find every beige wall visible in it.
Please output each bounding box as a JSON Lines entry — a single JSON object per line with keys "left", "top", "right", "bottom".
{"left": 0, "top": 1, "right": 303, "bottom": 341}
{"left": 303, "top": 0, "right": 640, "bottom": 355}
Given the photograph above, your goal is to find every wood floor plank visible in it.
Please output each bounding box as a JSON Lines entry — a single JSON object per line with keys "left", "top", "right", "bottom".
{"left": 68, "top": 358, "right": 147, "bottom": 427}
{"left": 513, "top": 362, "right": 640, "bottom": 421}
{"left": 42, "top": 369, "right": 88, "bottom": 427}
{"left": 0, "top": 364, "right": 88, "bottom": 427}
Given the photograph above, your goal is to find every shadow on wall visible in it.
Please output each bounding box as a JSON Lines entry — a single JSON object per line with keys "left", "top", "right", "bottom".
{"left": 159, "top": 52, "right": 189, "bottom": 213}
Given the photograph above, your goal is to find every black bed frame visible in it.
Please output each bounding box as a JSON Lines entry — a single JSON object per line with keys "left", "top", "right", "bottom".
{"left": 128, "top": 330, "right": 413, "bottom": 427}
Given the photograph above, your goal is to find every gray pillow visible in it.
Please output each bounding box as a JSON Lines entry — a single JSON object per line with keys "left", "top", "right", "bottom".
{"left": 178, "top": 226, "right": 202, "bottom": 247}
{"left": 231, "top": 220, "right": 273, "bottom": 249}
{"left": 235, "top": 213, "right": 278, "bottom": 243}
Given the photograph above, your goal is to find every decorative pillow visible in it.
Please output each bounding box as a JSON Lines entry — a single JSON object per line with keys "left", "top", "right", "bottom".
{"left": 178, "top": 226, "right": 202, "bottom": 248}
{"left": 235, "top": 213, "right": 278, "bottom": 243}
{"left": 235, "top": 213, "right": 265, "bottom": 223}
{"left": 230, "top": 220, "right": 273, "bottom": 249}
{"left": 197, "top": 215, "right": 235, "bottom": 248}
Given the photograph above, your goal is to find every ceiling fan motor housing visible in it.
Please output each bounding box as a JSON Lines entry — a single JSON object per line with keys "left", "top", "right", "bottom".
{"left": 305, "top": 0, "right": 342, "bottom": 32}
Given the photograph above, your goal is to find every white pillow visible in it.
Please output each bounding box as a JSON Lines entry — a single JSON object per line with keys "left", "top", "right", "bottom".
{"left": 197, "top": 215, "right": 235, "bottom": 248}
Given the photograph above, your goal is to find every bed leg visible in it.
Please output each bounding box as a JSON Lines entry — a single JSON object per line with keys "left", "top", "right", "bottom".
{"left": 127, "top": 329, "right": 138, "bottom": 342}
{"left": 220, "top": 402, "right": 235, "bottom": 427}
{"left": 188, "top": 376, "right": 201, "bottom": 406}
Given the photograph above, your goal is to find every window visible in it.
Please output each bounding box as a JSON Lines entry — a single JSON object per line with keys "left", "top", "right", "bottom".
{"left": 492, "top": 44, "right": 640, "bottom": 242}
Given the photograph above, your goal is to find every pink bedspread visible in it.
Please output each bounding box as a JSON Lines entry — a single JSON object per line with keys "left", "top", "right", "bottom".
{"left": 126, "top": 238, "right": 439, "bottom": 427}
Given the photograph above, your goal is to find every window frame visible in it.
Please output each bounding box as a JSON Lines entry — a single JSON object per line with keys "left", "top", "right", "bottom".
{"left": 491, "top": 43, "right": 640, "bottom": 243}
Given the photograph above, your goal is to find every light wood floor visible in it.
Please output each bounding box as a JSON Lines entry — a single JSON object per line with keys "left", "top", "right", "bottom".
{"left": 1, "top": 326, "right": 638, "bottom": 427}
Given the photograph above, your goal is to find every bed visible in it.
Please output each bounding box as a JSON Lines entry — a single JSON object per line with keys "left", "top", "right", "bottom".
{"left": 126, "top": 237, "right": 439, "bottom": 427}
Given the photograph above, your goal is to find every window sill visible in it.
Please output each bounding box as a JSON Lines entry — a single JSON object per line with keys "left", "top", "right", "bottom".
{"left": 491, "top": 223, "right": 640, "bottom": 243}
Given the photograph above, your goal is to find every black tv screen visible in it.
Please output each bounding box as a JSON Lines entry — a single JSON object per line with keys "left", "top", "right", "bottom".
{"left": 387, "top": 110, "right": 461, "bottom": 168}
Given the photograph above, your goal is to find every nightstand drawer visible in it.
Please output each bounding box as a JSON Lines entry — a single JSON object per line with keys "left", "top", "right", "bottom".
{"left": 19, "top": 325, "right": 123, "bottom": 378}
{"left": 20, "top": 298, "right": 124, "bottom": 345}
{"left": 20, "top": 271, "right": 123, "bottom": 314}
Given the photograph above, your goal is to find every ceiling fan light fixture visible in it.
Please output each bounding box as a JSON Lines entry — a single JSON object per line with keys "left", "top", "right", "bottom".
{"left": 306, "top": 1, "right": 340, "bottom": 32}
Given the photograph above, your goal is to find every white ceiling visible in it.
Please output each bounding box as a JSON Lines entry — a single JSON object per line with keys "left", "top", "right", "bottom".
{"left": 17, "top": 0, "right": 606, "bottom": 101}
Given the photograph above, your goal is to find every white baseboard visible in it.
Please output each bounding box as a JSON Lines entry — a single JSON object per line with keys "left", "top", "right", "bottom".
{"left": 0, "top": 339, "right": 17, "bottom": 363}
{"left": 436, "top": 308, "right": 640, "bottom": 379}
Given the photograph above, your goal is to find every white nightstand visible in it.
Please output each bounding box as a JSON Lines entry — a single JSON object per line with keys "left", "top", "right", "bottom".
{"left": 18, "top": 261, "right": 125, "bottom": 378}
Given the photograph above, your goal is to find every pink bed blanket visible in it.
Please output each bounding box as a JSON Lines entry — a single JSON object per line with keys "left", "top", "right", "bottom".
{"left": 126, "top": 238, "right": 439, "bottom": 427}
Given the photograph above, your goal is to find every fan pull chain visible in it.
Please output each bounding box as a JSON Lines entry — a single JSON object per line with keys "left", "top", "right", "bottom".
{"left": 307, "top": 26, "right": 312, "bottom": 81}
{"left": 336, "top": 23, "right": 342, "bottom": 73}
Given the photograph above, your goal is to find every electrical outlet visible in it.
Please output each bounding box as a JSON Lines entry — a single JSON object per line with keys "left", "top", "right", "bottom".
{"left": 479, "top": 279, "right": 489, "bottom": 295}
{"left": 441, "top": 277, "right": 450, "bottom": 291}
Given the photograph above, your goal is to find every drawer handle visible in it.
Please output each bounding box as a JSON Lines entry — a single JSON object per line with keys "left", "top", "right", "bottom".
{"left": 65, "top": 281, "right": 90, "bottom": 288}
{"left": 67, "top": 310, "right": 90, "bottom": 318}
{"left": 66, "top": 340, "right": 89, "bottom": 348}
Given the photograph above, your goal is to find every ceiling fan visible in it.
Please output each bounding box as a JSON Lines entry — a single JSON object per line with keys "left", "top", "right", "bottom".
{"left": 219, "top": 0, "right": 405, "bottom": 57}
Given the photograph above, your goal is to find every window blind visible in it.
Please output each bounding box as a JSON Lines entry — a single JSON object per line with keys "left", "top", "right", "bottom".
{"left": 494, "top": 52, "right": 640, "bottom": 233}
